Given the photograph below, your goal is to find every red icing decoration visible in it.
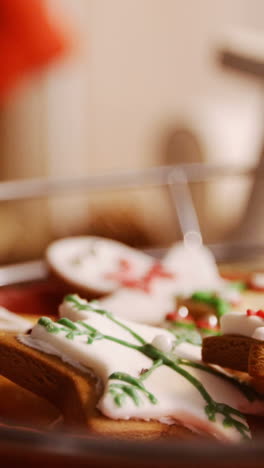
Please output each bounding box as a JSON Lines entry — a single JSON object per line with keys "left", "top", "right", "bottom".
{"left": 105, "top": 260, "right": 174, "bottom": 293}
{"left": 246, "top": 309, "right": 264, "bottom": 319}
{"left": 195, "top": 319, "right": 219, "bottom": 331}
{"left": 246, "top": 309, "right": 255, "bottom": 316}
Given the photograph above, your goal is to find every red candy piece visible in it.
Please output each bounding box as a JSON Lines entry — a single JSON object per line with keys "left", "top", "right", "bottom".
{"left": 246, "top": 309, "right": 264, "bottom": 319}
{"left": 246, "top": 309, "right": 255, "bottom": 316}
{"left": 257, "top": 310, "right": 264, "bottom": 319}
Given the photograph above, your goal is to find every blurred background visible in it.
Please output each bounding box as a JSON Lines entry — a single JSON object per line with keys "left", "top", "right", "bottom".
{"left": 1, "top": 0, "right": 264, "bottom": 263}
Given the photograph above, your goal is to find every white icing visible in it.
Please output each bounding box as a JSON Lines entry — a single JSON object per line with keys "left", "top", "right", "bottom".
{"left": 24, "top": 299, "right": 264, "bottom": 442}
{"left": 177, "top": 306, "right": 189, "bottom": 318}
{"left": 163, "top": 242, "right": 224, "bottom": 296}
{"left": 151, "top": 334, "right": 173, "bottom": 353}
{"left": 220, "top": 287, "right": 241, "bottom": 305}
{"left": 18, "top": 335, "right": 91, "bottom": 374}
{"left": 97, "top": 289, "right": 175, "bottom": 325}
{"left": 221, "top": 312, "right": 264, "bottom": 338}
{"left": 59, "top": 296, "right": 91, "bottom": 321}
{"left": 251, "top": 273, "right": 264, "bottom": 289}
{"left": 0, "top": 307, "right": 32, "bottom": 332}
{"left": 207, "top": 315, "right": 218, "bottom": 328}
{"left": 252, "top": 327, "right": 264, "bottom": 341}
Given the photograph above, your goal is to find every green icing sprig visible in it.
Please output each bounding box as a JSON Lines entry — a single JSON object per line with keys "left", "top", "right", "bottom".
{"left": 140, "top": 344, "right": 250, "bottom": 440}
{"left": 39, "top": 317, "right": 104, "bottom": 344}
{"left": 64, "top": 295, "right": 146, "bottom": 345}
{"left": 108, "top": 359, "right": 162, "bottom": 407}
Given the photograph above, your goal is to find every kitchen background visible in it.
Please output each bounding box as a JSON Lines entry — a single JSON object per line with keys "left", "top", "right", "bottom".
{"left": 0, "top": 0, "right": 264, "bottom": 262}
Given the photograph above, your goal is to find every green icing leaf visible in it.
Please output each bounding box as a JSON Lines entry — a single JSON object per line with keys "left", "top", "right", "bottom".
{"left": 190, "top": 291, "right": 230, "bottom": 318}
{"left": 108, "top": 366, "right": 159, "bottom": 407}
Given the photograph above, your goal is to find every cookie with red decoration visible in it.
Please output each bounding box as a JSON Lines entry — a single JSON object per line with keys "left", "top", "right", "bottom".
{"left": 174, "top": 283, "right": 243, "bottom": 329}
{"left": 46, "top": 236, "right": 163, "bottom": 298}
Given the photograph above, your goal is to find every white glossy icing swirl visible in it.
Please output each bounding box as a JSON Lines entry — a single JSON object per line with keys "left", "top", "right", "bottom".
{"left": 221, "top": 312, "right": 264, "bottom": 339}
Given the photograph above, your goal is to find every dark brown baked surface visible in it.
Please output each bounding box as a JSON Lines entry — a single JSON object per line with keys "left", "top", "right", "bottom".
{"left": 202, "top": 334, "right": 264, "bottom": 384}
{"left": 202, "top": 335, "right": 251, "bottom": 372}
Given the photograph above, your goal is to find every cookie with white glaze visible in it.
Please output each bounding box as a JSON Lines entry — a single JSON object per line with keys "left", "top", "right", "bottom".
{"left": 0, "top": 296, "right": 262, "bottom": 442}
{"left": 46, "top": 236, "right": 155, "bottom": 298}
{"left": 202, "top": 310, "right": 264, "bottom": 381}
{"left": 0, "top": 333, "right": 201, "bottom": 440}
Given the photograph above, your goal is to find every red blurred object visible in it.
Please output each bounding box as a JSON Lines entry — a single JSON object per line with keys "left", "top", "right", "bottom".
{"left": 246, "top": 309, "right": 264, "bottom": 319}
{"left": 0, "top": 0, "right": 69, "bottom": 100}
{"left": 0, "top": 280, "right": 64, "bottom": 316}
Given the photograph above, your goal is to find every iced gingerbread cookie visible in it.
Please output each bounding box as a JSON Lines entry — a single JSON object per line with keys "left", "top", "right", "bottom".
{"left": 202, "top": 309, "right": 264, "bottom": 388}
{"left": 46, "top": 236, "right": 157, "bottom": 298}
{"left": 0, "top": 296, "right": 263, "bottom": 442}
{"left": 163, "top": 243, "right": 243, "bottom": 323}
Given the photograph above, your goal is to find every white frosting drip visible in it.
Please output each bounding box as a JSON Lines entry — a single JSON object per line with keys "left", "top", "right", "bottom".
{"left": 23, "top": 298, "right": 264, "bottom": 442}
{"left": 0, "top": 307, "right": 32, "bottom": 332}
{"left": 221, "top": 312, "right": 264, "bottom": 339}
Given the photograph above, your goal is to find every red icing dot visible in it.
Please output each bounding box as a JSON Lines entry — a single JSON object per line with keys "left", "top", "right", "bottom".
{"left": 257, "top": 310, "right": 264, "bottom": 319}
{"left": 246, "top": 309, "right": 264, "bottom": 319}
{"left": 246, "top": 309, "right": 255, "bottom": 316}
{"left": 166, "top": 312, "right": 177, "bottom": 321}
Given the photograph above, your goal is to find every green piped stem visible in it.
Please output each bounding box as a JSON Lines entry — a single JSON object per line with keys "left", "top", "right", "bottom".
{"left": 65, "top": 295, "right": 146, "bottom": 344}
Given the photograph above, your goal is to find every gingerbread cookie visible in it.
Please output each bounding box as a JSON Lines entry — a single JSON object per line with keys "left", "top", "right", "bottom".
{"left": 202, "top": 310, "right": 264, "bottom": 382}
{"left": 0, "top": 296, "right": 263, "bottom": 442}
{"left": 46, "top": 236, "right": 156, "bottom": 298}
